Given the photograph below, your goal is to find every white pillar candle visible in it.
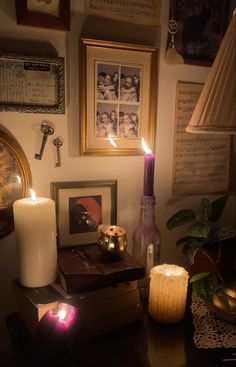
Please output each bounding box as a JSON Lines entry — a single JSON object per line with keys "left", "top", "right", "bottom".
{"left": 148, "top": 264, "right": 189, "bottom": 323}
{"left": 13, "top": 191, "right": 57, "bottom": 287}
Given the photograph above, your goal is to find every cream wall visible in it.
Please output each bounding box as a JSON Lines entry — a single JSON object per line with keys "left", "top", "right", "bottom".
{"left": 0, "top": 0, "right": 235, "bottom": 363}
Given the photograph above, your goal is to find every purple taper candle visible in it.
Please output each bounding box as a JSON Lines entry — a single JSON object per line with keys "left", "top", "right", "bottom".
{"left": 142, "top": 138, "right": 155, "bottom": 196}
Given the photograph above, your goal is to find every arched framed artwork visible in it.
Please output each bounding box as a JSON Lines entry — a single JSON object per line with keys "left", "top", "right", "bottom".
{"left": 0, "top": 126, "right": 32, "bottom": 239}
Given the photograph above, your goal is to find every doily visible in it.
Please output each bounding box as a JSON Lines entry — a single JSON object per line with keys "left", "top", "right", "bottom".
{"left": 191, "top": 291, "right": 236, "bottom": 348}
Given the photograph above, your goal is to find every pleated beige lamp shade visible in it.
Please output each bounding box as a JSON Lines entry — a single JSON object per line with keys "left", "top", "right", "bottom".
{"left": 186, "top": 12, "right": 236, "bottom": 134}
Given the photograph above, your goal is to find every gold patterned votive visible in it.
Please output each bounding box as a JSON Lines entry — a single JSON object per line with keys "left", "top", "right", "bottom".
{"left": 148, "top": 264, "right": 189, "bottom": 323}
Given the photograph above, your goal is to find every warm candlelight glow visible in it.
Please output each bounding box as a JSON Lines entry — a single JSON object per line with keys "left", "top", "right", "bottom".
{"left": 108, "top": 134, "right": 117, "bottom": 148}
{"left": 148, "top": 264, "right": 189, "bottom": 323}
{"left": 29, "top": 188, "right": 36, "bottom": 202}
{"left": 141, "top": 138, "right": 152, "bottom": 154}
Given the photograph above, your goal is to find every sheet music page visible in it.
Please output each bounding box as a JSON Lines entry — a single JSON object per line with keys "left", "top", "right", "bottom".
{"left": 172, "top": 82, "right": 231, "bottom": 195}
{"left": 85, "top": 0, "right": 161, "bottom": 25}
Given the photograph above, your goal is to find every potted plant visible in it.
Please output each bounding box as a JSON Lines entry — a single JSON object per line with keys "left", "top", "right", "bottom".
{"left": 167, "top": 196, "right": 236, "bottom": 303}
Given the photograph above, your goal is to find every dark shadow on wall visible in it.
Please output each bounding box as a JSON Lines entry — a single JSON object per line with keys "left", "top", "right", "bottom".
{"left": 81, "top": 15, "right": 160, "bottom": 47}
{"left": 0, "top": 38, "right": 58, "bottom": 57}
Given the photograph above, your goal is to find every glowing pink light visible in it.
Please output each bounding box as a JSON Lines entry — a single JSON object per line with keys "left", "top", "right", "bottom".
{"left": 48, "top": 303, "right": 77, "bottom": 329}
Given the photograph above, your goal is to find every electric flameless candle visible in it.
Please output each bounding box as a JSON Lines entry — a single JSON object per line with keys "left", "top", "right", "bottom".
{"left": 148, "top": 264, "right": 189, "bottom": 323}
{"left": 34, "top": 303, "right": 82, "bottom": 365}
{"left": 13, "top": 189, "right": 57, "bottom": 287}
{"left": 48, "top": 303, "right": 77, "bottom": 329}
{"left": 142, "top": 138, "right": 155, "bottom": 196}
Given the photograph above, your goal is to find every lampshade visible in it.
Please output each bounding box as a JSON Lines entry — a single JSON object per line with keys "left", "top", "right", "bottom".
{"left": 186, "top": 12, "right": 236, "bottom": 134}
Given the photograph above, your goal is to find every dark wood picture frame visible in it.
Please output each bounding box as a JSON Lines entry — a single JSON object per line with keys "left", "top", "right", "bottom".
{"left": 0, "top": 125, "right": 32, "bottom": 240}
{"left": 51, "top": 180, "right": 117, "bottom": 249}
{"left": 15, "top": 0, "right": 70, "bottom": 31}
{"left": 169, "top": 0, "right": 228, "bottom": 66}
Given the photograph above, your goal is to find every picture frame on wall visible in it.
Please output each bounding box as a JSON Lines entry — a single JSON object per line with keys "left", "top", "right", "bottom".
{"left": 79, "top": 38, "right": 158, "bottom": 156}
{"left": 0, "top": 125, "right": 32, "bottom": 240}
{"left": 170, "top": 0, "right": 228, "bottom": 66}
{"left": 51, "top": 180, "right": 117, "bottom": 249}
{"left": 0, "top": 53, "right": 65, "bottom": 114}
{"left": 15, "top": 0, "right": 70, "bottom": 31}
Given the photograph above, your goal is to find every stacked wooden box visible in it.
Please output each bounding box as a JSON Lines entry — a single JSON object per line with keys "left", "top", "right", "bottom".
{"left": 13, "top": 244, "right": 145, "bottom": 339}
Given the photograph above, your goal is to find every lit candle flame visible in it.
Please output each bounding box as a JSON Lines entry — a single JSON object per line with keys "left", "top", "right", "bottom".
{"left": 108, "top": 135, "right": 117, "bottom": 148}
{"left": 141, "top": 138, "right": 152, "bottom": 154}
{"left": 29, "top": 189, "right": 36, "bottom": 202}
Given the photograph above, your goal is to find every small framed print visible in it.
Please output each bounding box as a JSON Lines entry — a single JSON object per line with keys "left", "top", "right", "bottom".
{"left": 79, "top": 38, "right": 158, "bottom": 156}
{"left": 15, "top": 0, "right": 70, "bottom": 31}
{"left": 51, "top": 180, "right": 117, "bottom": 249}
{"left": 169, "top": 0, "right": 228, "bottom": 66}
{"left": 0, "top": 53, "right": 65, "bottom": 113}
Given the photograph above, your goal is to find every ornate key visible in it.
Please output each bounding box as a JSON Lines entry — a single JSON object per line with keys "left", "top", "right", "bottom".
{"left": 35, "top": 122, "right": 54, "bottom": 160}
{"left": 53, "top": 137, "right": 63, "bottom": 167}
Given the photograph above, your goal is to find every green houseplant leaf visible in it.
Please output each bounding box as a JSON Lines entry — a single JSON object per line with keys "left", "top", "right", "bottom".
{"left": 200, "top": 198, "right": 212, "bottom": 222}
{"left": 190, "top": 272, "right": 218, "bottom": 303}
{"left": 176, "top": 236, "right": 190, "bottom": 246}
{"left": 209, "top": 196, "right": 228, "bottom": 223}
{"left": 187, "top": 223, "right": 211, "bottom": 238}
{"left": 167, "top": 209, "right": 195, "bottom": 230}
{"left": 215, "top": 225, "right": 236, "bottom": 241}
{"left": 182, "top": 239, "right": 204, "bottom": 264}
{"left": 167, "top": 195, "right": 235, "bottom": 304}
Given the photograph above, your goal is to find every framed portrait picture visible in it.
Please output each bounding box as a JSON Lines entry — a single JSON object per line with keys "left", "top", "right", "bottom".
{"left": 169, "top": 0, "right": 228, "bottom": 66}
{"left": 51, "top": 180, "right": 117, "bottom": 249}
{"left": 15, "top": 0, "right": 70, "bottom": 31}
{"left": 0, "top": 125, "right": 32, "bottom": 239}
{"left": 79, "top": 39, "right": 158, "bottom": 156}
{"left": 0, "top": 53, "right": 65, "bottom": 114}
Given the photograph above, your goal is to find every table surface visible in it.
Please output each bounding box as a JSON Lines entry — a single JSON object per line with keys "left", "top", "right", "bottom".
{"left": 6, "top": 304, "right": 236, "bottom": 367}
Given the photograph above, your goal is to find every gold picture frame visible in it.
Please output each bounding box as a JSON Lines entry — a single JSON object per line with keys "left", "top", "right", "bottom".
{"left": 79, "top": 39, "right": 158, "bottom": 156}
{"left": 51, "top": 180, "right": 117, "bottom": 249}
{"left": 0, "top": 125, "right": 32, "bottom": 239}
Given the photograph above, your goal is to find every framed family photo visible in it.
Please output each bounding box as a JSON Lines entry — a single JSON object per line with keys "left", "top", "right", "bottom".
{"left": 0, "top": 125, "right": 32, "bottom": 239}
{"left": 15, "top": 0, "right": 70, "bottom": 31}
{"left": 79, "top": 39, "right": 158, "bottom": 156}
{"left": 51, "top": 180, "right": 117, "bottom": 249}
{"left": 171, "top": 0, "right": 228, "bottom": 66}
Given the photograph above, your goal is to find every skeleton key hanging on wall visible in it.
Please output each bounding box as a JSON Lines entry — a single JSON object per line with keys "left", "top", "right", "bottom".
{"left": 35, "top": 122, "right": 55, "bottom": 160}
{"left": 53, "top": 137, "right": 63, "bottom": 167}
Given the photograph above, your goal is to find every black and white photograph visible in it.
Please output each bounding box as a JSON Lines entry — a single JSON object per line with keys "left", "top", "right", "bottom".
{"left": 95, "top": 64, "right": 141, "bottom": 139}
{"left": 120, "top": 66, "right": 141, "bottom": 102}
{"left": 96, "top": 104, "right": 118, "bottom": 137}
{"left": 118, "top": 105, "right": 140, "bottom": 138}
